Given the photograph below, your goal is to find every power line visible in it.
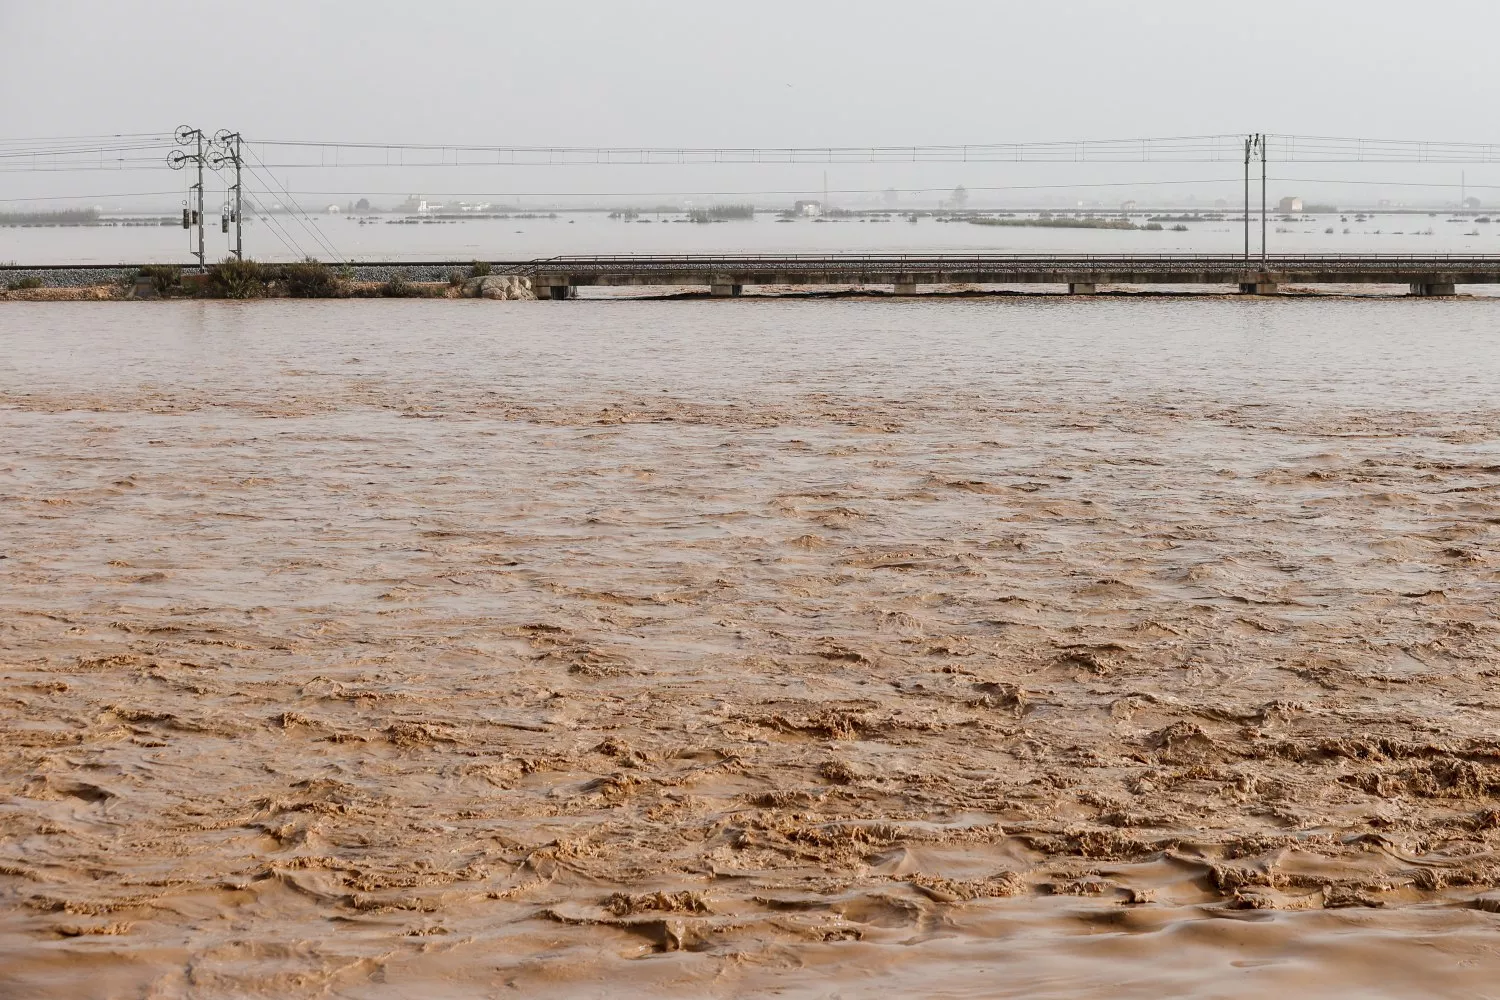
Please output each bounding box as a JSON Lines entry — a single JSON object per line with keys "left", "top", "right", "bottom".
{"left": 0, "top": 156, "right": 177, "bottom": 172}
{"left": 247, "top": 177, "right": 1246, "bottom": 200}
{"left": 11, "top": 172, "right": 1500, "bottom": 209}
{"left": 10, "top": 174, "right": 1500, "bottom": 210}
{"left": 1276, "top": 176, "right": 1500, "bottom": 189}
{"left": 1266, "top": 133, "right": 1500, "bottom": 163}
{"left": 241, "top": 180, "right": 310, "bottom": 259}
{"left": 242, "top": 147, "right": 341, "bottom": 260}
{"left": 0, "top": 190, "right": 179, "bottom": 203}
{"left": 0, "top": 131, "right": 173, "bottom": 143}
{"left": 11, "top": 131, "right": 1500, "bottom": 174}
{"left": 0, "top": 144, "right": 176, "bottom": 159}
{"left": 250, "top": 133, "right": 1249, "bottom": 165}
{"left": 244, "top": 132, "right": 1500, "bottom": 165}
{"left": 239, "top": 187, "right": 305, "bottom": 259}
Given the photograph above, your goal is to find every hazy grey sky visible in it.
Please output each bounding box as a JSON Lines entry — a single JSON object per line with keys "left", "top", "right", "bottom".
{"left": 5, "top": 0, "right": 1500, "bottom": 207}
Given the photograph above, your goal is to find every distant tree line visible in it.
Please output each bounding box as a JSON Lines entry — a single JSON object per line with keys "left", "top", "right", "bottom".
{"left": 689, "top": 204, "right": 754, "bottom": 223}
{"left": 0, "top": 208, "right": 101, "bottom": 226}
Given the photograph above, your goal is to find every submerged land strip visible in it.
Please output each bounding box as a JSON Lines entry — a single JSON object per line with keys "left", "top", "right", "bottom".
{"left": 5, "top": 253, "right": 1500, "bottom": 300}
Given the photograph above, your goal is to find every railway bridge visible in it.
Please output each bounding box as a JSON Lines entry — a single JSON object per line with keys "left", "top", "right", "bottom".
{"left": 7, "top": 253, "right": 1500, "bottom": 299}
{"left": 516, "top": 253, "right": 1500, "bottom": 298}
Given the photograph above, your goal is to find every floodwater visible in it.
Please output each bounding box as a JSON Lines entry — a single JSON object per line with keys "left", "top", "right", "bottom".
{"left": 2, "top": 298, "right": 1500, "bottom": 998}
{"left": 6, "top": 209, "right": 1500, "bottom": 264}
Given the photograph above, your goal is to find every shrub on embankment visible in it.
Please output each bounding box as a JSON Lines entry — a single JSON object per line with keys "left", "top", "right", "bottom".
{"left": 376, "top": 274, "right": 446, "bottom": 298}
{"left": 202, "top": 258, "right": 349, "bottom": 299}
{"left": 279, "top": 260, "right": 341, "bottom": 298}
{"left": 207, "top": 258, "right": 271, "bottom": 298}
{"left": 138, "top": 265, "right": 182, "bottom": 297}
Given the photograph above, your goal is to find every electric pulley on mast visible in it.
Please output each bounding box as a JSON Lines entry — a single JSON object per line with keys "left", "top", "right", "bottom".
{"left": 167, "top": 126, "right": 207, "bottom": 269}
{"left": 209, "top": 130, "right": 244, "bottom": 260}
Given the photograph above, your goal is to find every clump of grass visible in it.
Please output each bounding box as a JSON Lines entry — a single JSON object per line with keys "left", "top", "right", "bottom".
{"left": 138, "top": 264, "right": 182, "bottom": 296}
{"left": 277, "top": 259, "right": 340, "bottom": 298}
{"left": 6, "top": 276, "right": 44, "bottom": 290}
{"left": 207, "top": 258, "right": 268, "bottom": 298}
{"left": 375, "top": 274, "right": 446, "bottom": 298}
{"left": 203, "top": 258, "right": 344, "bottom": 298}
{"left": 448, "top": 270, "right": 465, "bottom": 287}
{"left": 470, "top": 260, "right": 492, "bottom": 277}
{"left": 381, "top": 275, "right": 419, "bottom": 297}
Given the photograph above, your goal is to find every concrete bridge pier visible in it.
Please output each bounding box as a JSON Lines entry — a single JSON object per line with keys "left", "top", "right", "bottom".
{"left": 710, "top": 276, "right": 743, "bottom": 297}
{"left": 1410, "top": 282, "right": 1457, "bottom": 296}
{"left": 1240, "top": 280, "right": 1280, "bottom": 295}
{"left": 893, "top": 275, "right": 919, "bottom": 295}
{"left": 1069, "top": 282, "right": 1099, "bottom": 295}
{"left": 533, "top": 276, "right": 575, "bottom": 300}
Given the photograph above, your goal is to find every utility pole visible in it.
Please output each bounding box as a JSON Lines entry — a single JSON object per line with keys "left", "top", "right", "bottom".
{"left": 1259, "top": 133, "right": 1268, "bottom": 266}
{"left": 196, "top": 130, "right": 206, "bottom": 268}
{"left": 234, "top": 134, "right": 242, "bottom": 259}
{"left": 168, "top": 126, "right": 208, "bottom": 269}
{"left": 1244, "top": 135, "right": 1252, "bottom": 260}
{"left": 210, "top": 131, "right": 244, "bottom": 259}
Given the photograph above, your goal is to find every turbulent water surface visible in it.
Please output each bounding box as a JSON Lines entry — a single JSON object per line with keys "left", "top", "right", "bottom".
{"left": 2, "top": 298, "right": 1500, "bottom": 998}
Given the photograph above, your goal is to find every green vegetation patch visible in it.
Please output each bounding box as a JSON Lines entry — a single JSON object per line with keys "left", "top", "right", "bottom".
{"left": 139, "top": 264, "right": 183, "bottom": 296}
{"left": 203, "top": 258, "right": 344, "bottom": 299}
{"left": 969, "top": 216, "right": 1152, "bottom": 231}
{"left": 0, "top": 209, "right": 101, "bottom": 227}
{"left": 689, "top": 204, "right": 754, "bottom": 223}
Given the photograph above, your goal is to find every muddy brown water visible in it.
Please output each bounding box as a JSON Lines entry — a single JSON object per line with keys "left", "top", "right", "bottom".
{"left": 2, "top": 298, "right": 1499, "bottom": 998}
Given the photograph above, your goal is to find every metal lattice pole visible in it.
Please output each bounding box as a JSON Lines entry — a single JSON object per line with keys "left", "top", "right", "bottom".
{"left": 195, "top": 130, "right": 206, "bottom": 269}
{"left": 209, "top": 131, "right": 245, "bottom": 260}
{"left": 234, "top": 134, "right": 243, "bottom": 260}
{"left": 168, "top": 126, "right": 208, "bottom": 270}
{"left": 1244, "top": 136, "right": 1252, "bottom": 260}
{"left": 1260, "top": 134, "right": 1268, "bottom": 265}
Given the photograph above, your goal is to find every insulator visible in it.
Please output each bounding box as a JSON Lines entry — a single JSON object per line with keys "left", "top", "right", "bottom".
{"left": 182, "top": 208, "right": 190, "bottom": 229}
{"left": 221, "top": 213, "right": 229, "bottom": 234}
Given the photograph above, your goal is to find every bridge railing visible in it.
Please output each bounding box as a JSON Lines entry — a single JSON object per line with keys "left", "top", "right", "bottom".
{"left": 517, "top": 252, "right": 1500, "bottom": 272}
{"left": 524, "top": 252, "right": 1500, "bottom": 264}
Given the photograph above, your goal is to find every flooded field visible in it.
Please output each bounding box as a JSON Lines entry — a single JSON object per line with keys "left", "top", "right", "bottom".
{"left": 7, "top": 207, "right": 1500, "bottom": 265}
{"left": 2, "top": 298, "right": 1500, "bottom": 998}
